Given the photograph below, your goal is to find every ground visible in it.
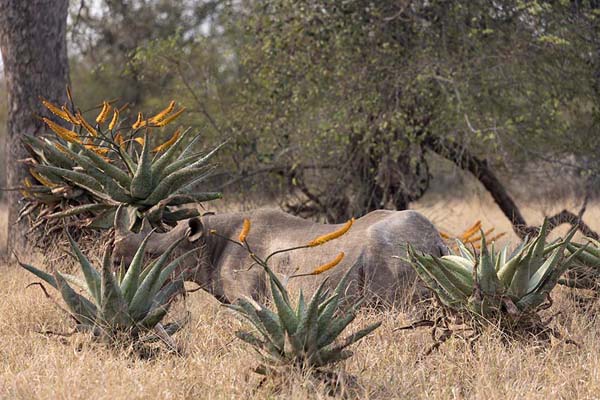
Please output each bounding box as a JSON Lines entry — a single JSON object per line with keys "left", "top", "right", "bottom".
{"left": 1, "top": 196, "right": 599, "bottom": 399}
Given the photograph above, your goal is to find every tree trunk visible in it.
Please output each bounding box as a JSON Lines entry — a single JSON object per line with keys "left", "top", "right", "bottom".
{"left": 0, "top": 0, "right": 70, "bottom": 254}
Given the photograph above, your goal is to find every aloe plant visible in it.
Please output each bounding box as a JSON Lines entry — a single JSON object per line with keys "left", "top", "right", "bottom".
{"left": 561, "top": 237, "right": 600, "bottom": 290}
{"left": 21, "top": 94, "right": 223, "bottom": 233}
{"left": 223, "top": 218, "right": 380, "bottom": 374}
{"left": 408, "top": 219, "right": 582, "bottom": 328}
{"left": 19, "top": 232, "right": 195, "bottom": 347}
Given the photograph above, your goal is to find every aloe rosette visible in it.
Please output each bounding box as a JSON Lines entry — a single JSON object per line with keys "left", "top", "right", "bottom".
{"left": 22, "top": 96, "right": 223, "bottom": 232}
{"left": 408, "top": 219, "right": 582, "bottom": 323}
{"left": 225, "top": 218, "right": 380, "bottom": 373}
{"left": 19, "top": 231, "right": 196, "bottom": 345}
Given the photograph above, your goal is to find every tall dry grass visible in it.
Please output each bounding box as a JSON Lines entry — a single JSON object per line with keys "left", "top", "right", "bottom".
{"left": 1, "top": 197, "right": 600, "bottom": 399}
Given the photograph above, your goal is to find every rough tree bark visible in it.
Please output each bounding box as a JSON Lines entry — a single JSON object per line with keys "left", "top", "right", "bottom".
{"left": 0, "top": 0, "right": 70, "bottom": 253}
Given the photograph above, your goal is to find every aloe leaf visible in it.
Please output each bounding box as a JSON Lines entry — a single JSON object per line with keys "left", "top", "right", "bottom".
{"left": 120, "top": 230, "right": 154, "bottom": 303}
{"left": 35, "top": 165, "right": 103, "bottom": 193}
{"left": 256, "top": 307, "right": 284, "bottom": 351}
{"left": 54, "top": 271, "right": 98, "bottom": 326}
{"left": 72, "top": 143, "right": 131, "bottom": 188}
{"left": 46, "top": 204, "right": 112, "bottom": 219}
{"left": 497, "top": 253, "right": 523, "bottom": 287}
{"left": 18, "top": 261, "right": 57, "bottom": 288}
{"left": 567, "top": 243, "right": 600, "bottom": 267}
{"left": 141, "top": 165, "right": 214, "bottom": 206}
{"left": 434, "top": 258, "right": 473, "bottom": 295}
{"left": 139, "top": 306, "right": 168, "bottom": 330}
{"left": 336, "top": 321, "right": 381, "bottom": 350}
{"left": 150, "top": 128, "right": 194, "bottom": 178}
{"left": 159, "top": 140, "right": 225, "bottom": 180}
{"left": 477, "top": 234, "right": 502, "bottom": 295}
{"left": 100, "top": 252, "right": 130, "bottom": 327}
{"left": 151, "top": 279, "right": 184, "bottom": 312}
{"left": 455, "top": 240, "right": 476, "bottom": 262}
{"left": 128, "top": 237, "right": 185, "bottom": 319}
{"left": 67, "top": 232, "right": 101, "bottom": 305}
{"left": 270, "top": 276, "right": 298, "bottom": 335}
{"left": 151, "top": 248, "right": 199, "bottom": 296}
{"left": 526, "top": 248, "right": 563, "bottom": 293}
{"left": 130, "top": 131, "right": 153, "bottom": 199}
{"left": 311, "top": 349, "right": 353, "bottom": 368}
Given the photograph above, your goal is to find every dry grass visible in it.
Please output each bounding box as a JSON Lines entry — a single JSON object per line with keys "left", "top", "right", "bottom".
{"left": 1, "top": 197, "right": 600, "bottom": 399}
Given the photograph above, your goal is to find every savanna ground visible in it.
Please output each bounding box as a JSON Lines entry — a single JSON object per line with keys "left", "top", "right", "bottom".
{"left": 1, "top": 195, "right": 600, "bottom": 400}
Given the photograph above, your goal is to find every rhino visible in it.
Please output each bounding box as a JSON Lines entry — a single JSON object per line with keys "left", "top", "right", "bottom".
{"left": 113, "top": 208, "right": 448, "bottom": 306}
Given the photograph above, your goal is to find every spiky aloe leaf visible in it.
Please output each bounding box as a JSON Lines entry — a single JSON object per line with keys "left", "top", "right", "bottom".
{"left": 269, "top": 275, "right": 299, "bottom": 335}
{"left": 316, "top": 306, "right": 359, "bottom": 349}
{"left": 120, "top": 230, "right": 154, "bottom": 303}
{"left": 497, "top": 252, "right": 523, "bottom": 287}
{"left": 477, "top": 234, "right": 502, "bottom": 295}
{"left": 295, "top": 279, "right": 329, "bottom": 353}
{"left": 34, "top": 165, "right": 103, "bottom": 193}
{"left": 72, "top": 143, "right": 131, "bottom": 188}
{"left": 130, "top": 131, "right": 153, "bottom": 199}
{"left": 66, "top": 232, "right": 101, "bottom": 305}
{"left": 139, "top": 306, "right": 168, "bottom": 330}
{"left": 255, "top": 307, "right": 284, "bottom": 351}
{"left": 100, "top": 251, "right": 130, "bottom": 328}
{"left": 311, "top": 349, "right": 354, "bottom": 368}
{"left": 150, "top": 128, "right": 194, "bottom": 179}
{"left": 46, "top": 203, "right": 113, "bottom": 219}
{"left": 141, "top": 165, "right": 215, "bottom": 206}
{"left": 151, "top": 248, "right": 199, "bottom": 296}
{"left": 54, "top": 271, "right": 97, "bottom": 326}
{"left": 18, "top": 261, "right": 57, "bottom": 288}
{"left": 433, "top": 258, "right": 473, "bottom": 295}
{"left": 128, "top": 237, "right": 184, "bottom": 319}
{"left": 160, "top": 141, "right": 226, "bottom": 180}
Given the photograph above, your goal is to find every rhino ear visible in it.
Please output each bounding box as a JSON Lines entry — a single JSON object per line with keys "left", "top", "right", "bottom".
{"left": 187, "top": 218, "right": 204, "bottom": 242}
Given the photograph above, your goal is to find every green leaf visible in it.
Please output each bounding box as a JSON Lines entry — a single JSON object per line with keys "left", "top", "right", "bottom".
{"left": 54, "top": 271, "right": 98, "bottom": 326}
{"left": 130, "top": 131, "right": 154, "bottom": 199}
{"left": 67, "top": 232, "right": 101, "bottom": 305}
{"left": 120, "top": 230, "right": 154, "bottom": 303}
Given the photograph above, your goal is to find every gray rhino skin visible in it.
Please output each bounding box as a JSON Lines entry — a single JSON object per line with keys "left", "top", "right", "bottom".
{"left": 113, "top": 208, "right": 448, "bottom": 306}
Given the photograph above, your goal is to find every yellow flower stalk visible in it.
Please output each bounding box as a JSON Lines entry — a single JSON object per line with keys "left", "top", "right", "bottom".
{"left": 43, "top": 118, "right": 81, "bottom": 143}
{"left": 292, "top": 252, "right": 345, "bottom": 278}
{"left": 20, "top": 178, "right": 32, "bottom": 199}
{"left": 239, "top": 219, "right": 251, "bottom": 242}
{"left": 132, "top": 112, "right": 147, "bottom": 129}
{"left": 95, "top": 101, "right": 111, "bottom": 124}
{"left": 108, "top": 109, "right": 119, "bottom": 130}
{"left": 61, "top": 106, "right": 80, "bottom": 125}
{"left": 54, "top": 142, "right": 69, "bottom": 154}
{"left": 114, "top": 133, "right": 125, "bottom": 150}
{"left": 154, "top": 107, "right": 185, "bottom": 127}
{"left": 460, "top": 220, "right": 482, "bottom": 242}
{"left": 438, "top": 230, "right": 451, "bottom": 240}
{"left": 134, "top": 137, "right": 145, "bottom": 146}
{"left": 465, "top": 228, "right": 495, "bottom": 244}
{"left": 76, "top": 112, "right": 98, "bottom": 137}
{"left": 30, "top": 168, "right": 58, "bottom": 188}
{"left": 152, "top": 129, "right": 181, "bottom": 153}
{"left": 307, "top": 218, "right": 354, "bottom": 247}
{"left": 84, "top": 144, "right": 110, "bottom": 155}
{"left": 41, "top": 99, "right": 70, "bottom": 122}
{"left": 149, "top": 101, "right": 175, "bottom": 124}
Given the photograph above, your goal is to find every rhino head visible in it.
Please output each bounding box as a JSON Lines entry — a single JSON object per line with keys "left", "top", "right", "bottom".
{"left": 112, "top": 206, "right": 208, "bottom": 284}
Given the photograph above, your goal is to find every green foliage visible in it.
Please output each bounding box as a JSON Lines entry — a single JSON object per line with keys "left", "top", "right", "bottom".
{"left": 18, "top": 230, "right": 194, "bottom": 345}
{"left": 228, "top": 264, "right": 380, "bottom": 373}
{"left": 561, "top": 237, "right": 600, "bottom": 290}
{"left": 224, "top": 218, "right": 380, "bottom": 373}
{"left": 23, "top": 96, "right": 223, "bottom": 232}
{"left": 408, "top": 220, "right": 582, "bottom": 327}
